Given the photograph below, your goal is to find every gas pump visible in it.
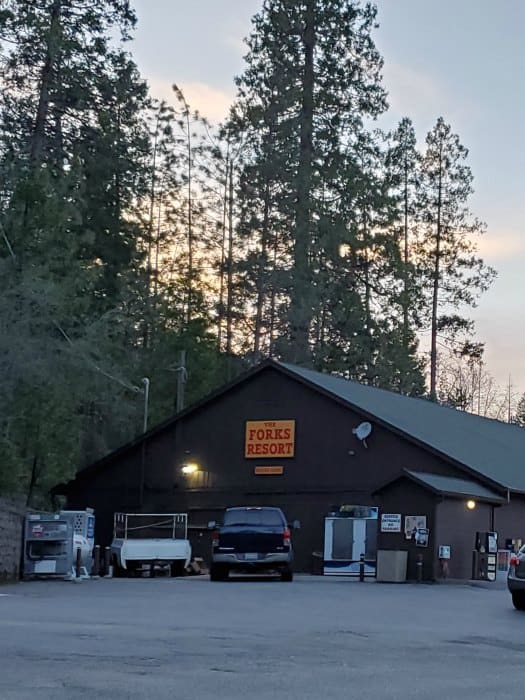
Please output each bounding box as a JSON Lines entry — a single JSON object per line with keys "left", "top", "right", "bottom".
{"left": 472, "top": 531, "right": 497, "bottom": 581}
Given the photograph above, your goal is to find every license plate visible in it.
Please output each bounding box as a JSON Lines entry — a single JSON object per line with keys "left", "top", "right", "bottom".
{"left": 245, "top": 553, "right": 259, "bottom": 560}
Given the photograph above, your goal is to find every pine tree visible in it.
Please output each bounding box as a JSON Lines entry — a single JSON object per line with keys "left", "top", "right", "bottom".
{"left": 0, "top": 0, "right": 153, "bottom": 501}
{"left": 385, "top": 118, "right": 420, "bottom": 346}
{"left": 228, "top": 0, "right": 387, "bottom": 365}
{"left": 417, "top": 118, "right": 496, "bottom": 400}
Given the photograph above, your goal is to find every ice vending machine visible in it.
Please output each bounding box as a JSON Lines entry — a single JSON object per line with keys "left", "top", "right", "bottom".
{"left": 323, "top": 505, "right": 378, "bottom": 576}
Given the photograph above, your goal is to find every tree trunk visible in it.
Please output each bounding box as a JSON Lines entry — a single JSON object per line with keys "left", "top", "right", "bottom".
{"left": 186, "top": 109, "right": 193, "bottom": 325}
{"left": 430, "top": 151, "right": 443, "bottom": 401}
{"left": 217, "top": 147, "right": 230, "bottom": 351}
{"left": 31, "top": 0, "right": 62, "bottom": 165}
{"left": 143, "top": 115, "right": 160, "bottom": 350}
{"left": 362, "top": 208, "right": 374, "bottom": 382}
{"left": 402, "top": 150, "right": 409, "bottom": 350}
{"left": 268, "top": 231, "right": 279, "bottom": 357}
{"left": 253, "top": 179, "right": 271, "bottom": 359}
{"left": 26, "top": 455, "right": 39, "bottom": 508}
{"left": 225, "top": 162, "right": 234, "bottom": 355}
{"left": 288, "top": 0, "right": 315, "bottom": 364}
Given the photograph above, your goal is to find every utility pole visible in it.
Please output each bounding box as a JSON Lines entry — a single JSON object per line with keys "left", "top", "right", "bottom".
{"left": 142, "top": 377, "right": 150, "bottom": 433}
{"left": 176, "top": 350, "right": 187, "bottom": 413}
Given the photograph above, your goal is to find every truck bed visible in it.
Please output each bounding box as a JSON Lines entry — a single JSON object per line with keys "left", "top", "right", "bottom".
{"left": 112, "top": 537, "right": 191, "bottom": 570}
{"left": 111, "top": 513, "right": 191, "bottom": 571}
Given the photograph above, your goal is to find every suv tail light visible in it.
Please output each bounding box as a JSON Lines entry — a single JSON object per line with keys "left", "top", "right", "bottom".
{"left": 510, "top": 554, "right": 520, "bottom": 567}
{"left": 283, "top": 528, "right": 291, "bottom": 547}
{"left": 211, "top": 530, "right": 219, "bottom": 548}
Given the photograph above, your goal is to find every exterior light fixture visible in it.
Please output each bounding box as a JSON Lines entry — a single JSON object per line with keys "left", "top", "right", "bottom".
{"left": 466, "top": 499, "right": 476, "bottom": 510}
{"left": 181, "top": 462, "right": 199, "bottom": 475}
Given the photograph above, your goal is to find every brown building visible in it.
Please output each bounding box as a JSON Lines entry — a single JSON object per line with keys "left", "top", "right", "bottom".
{"left": 56, "top": 360, "right": 525, "bottom": 580}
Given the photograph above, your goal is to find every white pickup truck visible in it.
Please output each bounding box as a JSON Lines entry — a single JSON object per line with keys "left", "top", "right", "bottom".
{"left": 111, "top": 513, "right": 191, "bottom": 577}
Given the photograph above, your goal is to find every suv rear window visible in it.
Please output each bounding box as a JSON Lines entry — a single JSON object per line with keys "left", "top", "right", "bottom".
{"left": 224, "top": 508, "right": 284, "bottom": 527}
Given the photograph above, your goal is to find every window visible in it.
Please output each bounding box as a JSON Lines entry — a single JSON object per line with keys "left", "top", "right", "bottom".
{"left": 224, "top": 508, "right": 284, "bottom": 527}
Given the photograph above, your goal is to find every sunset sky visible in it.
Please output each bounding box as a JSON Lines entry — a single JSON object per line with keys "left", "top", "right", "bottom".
{"left": 131, "top": 0, "right": 525, "bottom": 393}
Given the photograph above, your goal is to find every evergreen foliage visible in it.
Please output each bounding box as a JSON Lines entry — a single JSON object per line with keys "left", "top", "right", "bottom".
{"left": 0, "top": 0, "right": 497, "bottom": 504}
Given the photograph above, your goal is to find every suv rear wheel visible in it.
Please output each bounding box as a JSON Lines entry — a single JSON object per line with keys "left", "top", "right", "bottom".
{"left": 281, "top": 566, "right": 293, "bottom": 582}
{"left": 512, "top": 591, "right": 525, "bottom": 611}
{"left": 210, "top": 564, "right": 229, "bottom": 582}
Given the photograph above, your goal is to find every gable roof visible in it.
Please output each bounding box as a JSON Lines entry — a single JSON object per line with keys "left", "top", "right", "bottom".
{"left": 279, "top": 363, "right": 525, "bottom": 493}
{"left": 60, "top": 359, "right": 525, "bottom": 494}
{"left": 373, "top": 470, "right": 506, "bottom": 503}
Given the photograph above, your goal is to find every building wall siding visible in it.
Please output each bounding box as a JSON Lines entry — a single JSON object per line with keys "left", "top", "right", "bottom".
{"left": 435, "top": 499, "right": 492, "bottom": 580}
{"left": 494, "top": 495, "right": 525, "bottom": 549}
{"left": 375, "top": 479, "right": 437, "bottom": 580}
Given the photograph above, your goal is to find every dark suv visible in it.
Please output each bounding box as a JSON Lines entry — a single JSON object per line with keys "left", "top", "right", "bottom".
{"left": 508, "top": 546, "right": 525, "bottom": 610}
{"left": 208, "top": 506, "right": 298, "bottom": 582}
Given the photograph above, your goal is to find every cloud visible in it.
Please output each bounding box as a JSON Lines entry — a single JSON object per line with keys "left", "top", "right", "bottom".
{"left": 148, "top": 79, "right": 234, "bottom": 123}
{"left": 383, "top": 62, "right": 443, "bottom": 117}
{"left": 380, "top": 62, "right": 475, "bottom": 133}
{"left": 477, "top": 229, "right": 525, "bottom": 261}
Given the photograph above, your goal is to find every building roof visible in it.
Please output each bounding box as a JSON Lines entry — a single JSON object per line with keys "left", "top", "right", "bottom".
{"left": 279, "top": 363, "right": 525, "bottom": 493}
{"left": 402, "top": 471, "right": 506, "bottom": 502}
{"left": 61, "top": 359, "right": 525, "bottom": 494}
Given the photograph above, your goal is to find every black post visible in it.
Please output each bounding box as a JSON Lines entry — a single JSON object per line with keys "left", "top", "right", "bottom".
{"left": 359, "top": 553, "right": 365, "bottom": 582}
{"left": 104, "top": 546, "right": 112, "bottom": 577}
{"left": 75, "top": 547, "right": 82, "bottom": 579}
{"left": 416, "top": 553, "right": 423, "bottom": 583}
{"left": 93, "top": 545, "right": 101, "bottom": 577}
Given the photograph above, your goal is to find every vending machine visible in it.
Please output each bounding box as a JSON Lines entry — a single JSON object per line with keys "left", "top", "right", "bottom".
{"left": 323, "top": 505, "right": 378, "bottom": 576}
{"left": 23, "top": 513, "right": 74, "bottom": 579}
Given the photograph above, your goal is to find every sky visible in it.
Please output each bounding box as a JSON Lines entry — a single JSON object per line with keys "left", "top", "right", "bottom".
{"left": 131, "top": 0, "right": 525, "bottom": 392}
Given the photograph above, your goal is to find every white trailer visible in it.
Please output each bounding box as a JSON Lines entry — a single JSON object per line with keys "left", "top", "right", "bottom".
{"left": 111, "top": 513, "right": 191, "bottom": 577}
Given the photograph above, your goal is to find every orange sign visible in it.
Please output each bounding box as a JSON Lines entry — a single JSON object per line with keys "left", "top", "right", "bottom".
{"left": 245, "top": 420, "right": 295, "bottom": 458}
{"left": 254, "top": 466, "right": 284, "bottom": 475}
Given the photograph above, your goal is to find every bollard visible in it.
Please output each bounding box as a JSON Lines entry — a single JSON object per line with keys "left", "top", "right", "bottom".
{"left": 359, "top": 553, "right": 365, "bottom": 582}
{"left": 75, "top": 547, "right": 82, "bottom": 579}
{"left": 92, "top": 545, "right": 101, "bottom": 577}
{"left": 104, "top": 546, "right": 112, "bottom": 577}
{"left": 416, "top": 553, "right": 423, "bottom": 583}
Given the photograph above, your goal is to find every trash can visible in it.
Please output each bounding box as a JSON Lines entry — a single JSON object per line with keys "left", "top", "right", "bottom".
{"left": 376, "top": 549, "right": 408, "bottom": 583}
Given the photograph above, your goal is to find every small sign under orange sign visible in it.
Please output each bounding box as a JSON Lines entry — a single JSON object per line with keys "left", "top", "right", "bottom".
{"left": 254, "top": 466, "right": 284, "bottom": 475}
{"left": 245, "top": 420, "right": 295, "bottom": 458}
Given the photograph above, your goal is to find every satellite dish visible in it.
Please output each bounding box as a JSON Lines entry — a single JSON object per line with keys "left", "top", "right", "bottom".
{"left": 352, "top": 422, "right": 372, "bottom": 447}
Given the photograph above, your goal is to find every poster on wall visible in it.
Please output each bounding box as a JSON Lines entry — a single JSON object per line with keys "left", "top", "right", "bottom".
{"left": 405, "top": 515, "right": 427, "bottom": 540}
{"left": 415, "top": 528, "right": 429, "bottom": 547}
{"left": 381, "top": 514, "right": 402, "bottom": 532}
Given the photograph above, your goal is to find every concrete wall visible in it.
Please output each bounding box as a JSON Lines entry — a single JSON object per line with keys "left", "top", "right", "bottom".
{"left": 0, "top": 497, "right": 25, "bottom": 581}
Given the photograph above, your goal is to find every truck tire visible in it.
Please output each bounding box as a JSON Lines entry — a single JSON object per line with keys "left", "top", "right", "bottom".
{"left": 170, "top": 560, "right": 185, "bottom": 577}
{"left": 210, "top": 564, "right": 228, "bottom": 581}
{"left": 281, "top": 566, "right": 294, "bottom": 582}
{"left": 112, "top": 555, "right": 125, "bottom": 578}
{"left": 512, "top": 592, "right": 525, "bottom": 611}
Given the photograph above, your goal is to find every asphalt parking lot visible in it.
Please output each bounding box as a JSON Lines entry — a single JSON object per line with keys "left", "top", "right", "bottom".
{"left": 0, "top": 574, "right": 523, "bottom": 700}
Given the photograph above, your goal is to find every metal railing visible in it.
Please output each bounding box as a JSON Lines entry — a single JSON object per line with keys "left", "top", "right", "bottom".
{"left": 113, "top": 513, "right": 188, "bottom": 540}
